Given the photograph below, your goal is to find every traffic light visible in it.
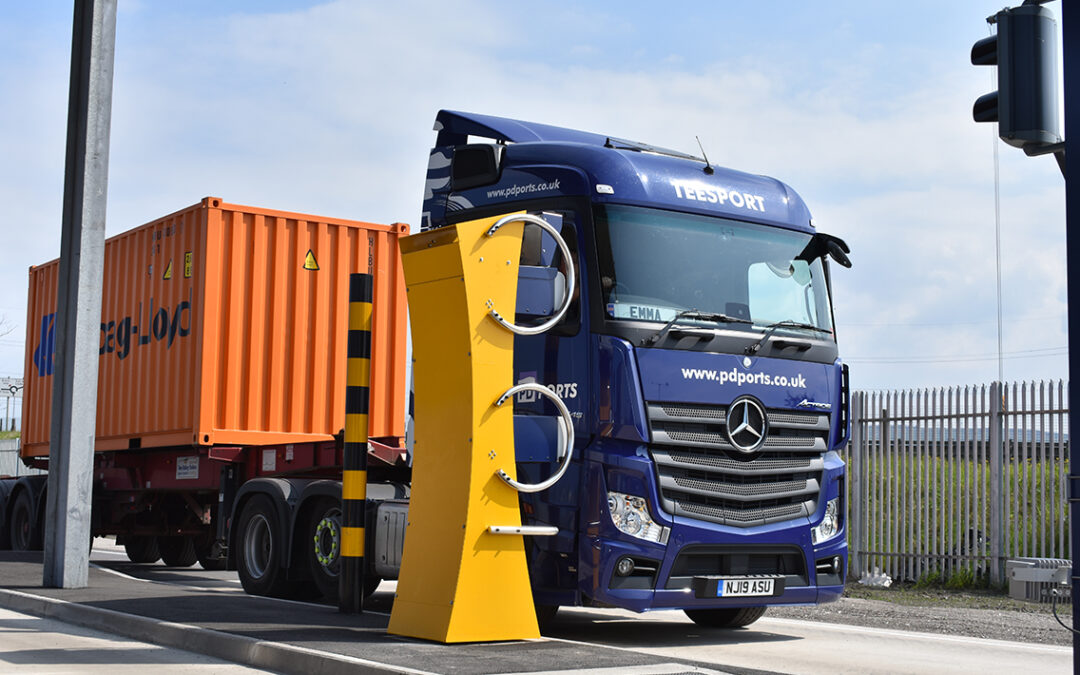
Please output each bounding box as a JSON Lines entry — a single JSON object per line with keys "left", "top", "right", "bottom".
{"left": 971, "top": 4, "right": 1061, "bottom": 149}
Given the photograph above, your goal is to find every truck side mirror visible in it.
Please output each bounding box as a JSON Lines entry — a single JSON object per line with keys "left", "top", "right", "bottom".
{"left": 826, "top": 239, "right": 851, "bottom": 268}
{"left": 795, "top": 233, "right": 852, "bottom": 269}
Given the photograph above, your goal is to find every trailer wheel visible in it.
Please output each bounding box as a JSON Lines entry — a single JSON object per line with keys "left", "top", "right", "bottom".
{"left": 123, "top": 536, "right": 161, "bottom": 563}
{"left": 683, "top": 606, "right": 767, "bottom": 628}
{"left": 236, "top": 494, "right": 290, "bottom": 596}
{"left": 9, "top": 490, "right": 42, "bottom": 551}
{"left": 158, "top": 536, "right": 198, "bottom": 567}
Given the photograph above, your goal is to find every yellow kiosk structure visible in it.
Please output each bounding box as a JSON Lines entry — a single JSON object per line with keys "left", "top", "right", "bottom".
{"left": 389, "top": 213, "right": 575, "bottom": 643}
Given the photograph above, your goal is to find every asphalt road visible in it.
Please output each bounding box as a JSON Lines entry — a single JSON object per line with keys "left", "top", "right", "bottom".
{"left": 84, "top": 540, "right": 1071, "bottom": 675}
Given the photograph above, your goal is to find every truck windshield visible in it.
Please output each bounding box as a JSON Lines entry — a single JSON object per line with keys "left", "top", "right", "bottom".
{"left": 594, "top": 204, "right": 834, "bottom": 337}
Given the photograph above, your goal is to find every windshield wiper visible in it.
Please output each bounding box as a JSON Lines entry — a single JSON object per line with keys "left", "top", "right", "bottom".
{"left": 745, "top": 320, "right": 832, "bottom": 355}
{"left": 643, "top": 309, "right": 751, "bottom": 346}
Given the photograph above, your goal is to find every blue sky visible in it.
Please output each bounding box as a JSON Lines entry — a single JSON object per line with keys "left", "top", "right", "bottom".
{"left": 0, "top": 1, "right": 1068, "bottom": 393}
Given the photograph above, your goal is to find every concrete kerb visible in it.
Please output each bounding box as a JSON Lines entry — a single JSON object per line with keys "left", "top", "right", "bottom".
{"left": 0, "top": 587, "right": 428, "bottom": 675}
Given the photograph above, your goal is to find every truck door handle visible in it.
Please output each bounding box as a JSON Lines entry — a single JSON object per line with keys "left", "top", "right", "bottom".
{"left": 492, "top": 382, "right": 575, "bottom": 493}
{"left": 485, "top": 213, "right": 576, "bottom": 336}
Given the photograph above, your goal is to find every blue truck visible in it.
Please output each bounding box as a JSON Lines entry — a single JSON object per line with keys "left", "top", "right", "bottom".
{"left": 418, "top": 110, "right": 852, "bottom": 627}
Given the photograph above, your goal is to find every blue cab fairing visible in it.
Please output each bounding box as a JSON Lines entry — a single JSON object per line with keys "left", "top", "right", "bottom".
{"left": 426, "top": 110, "right": 848, "bottom": 613}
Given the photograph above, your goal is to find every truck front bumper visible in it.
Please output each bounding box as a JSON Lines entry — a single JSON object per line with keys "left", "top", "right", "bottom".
{"left": 582, "top": 527, "right": 846, "bottom": 612}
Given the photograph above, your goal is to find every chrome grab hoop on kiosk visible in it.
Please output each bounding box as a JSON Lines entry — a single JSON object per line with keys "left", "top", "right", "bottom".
{"left": 485, "top": 213, "right": 576, "bottom": 336}
{"left": 492, "top": 383, "right": 575, "bottom": 493}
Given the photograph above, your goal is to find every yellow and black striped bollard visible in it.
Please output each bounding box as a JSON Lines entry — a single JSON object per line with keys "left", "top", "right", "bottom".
{"left": 340, "top": 273, "right": 371, "bottom": 613}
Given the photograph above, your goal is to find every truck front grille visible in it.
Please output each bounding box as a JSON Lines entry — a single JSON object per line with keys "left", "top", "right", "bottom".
{"left": 647, "top": 402, "right": 830, "bottom": 528}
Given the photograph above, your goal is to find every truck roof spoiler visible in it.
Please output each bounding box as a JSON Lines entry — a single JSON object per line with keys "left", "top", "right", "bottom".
{"left": 434, "top": 110, "right": 700, "bottom": 162}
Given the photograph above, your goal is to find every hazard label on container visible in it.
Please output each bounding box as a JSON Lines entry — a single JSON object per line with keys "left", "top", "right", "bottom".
{"left": 303, "top": 250, "right": 319, "bottom": 271}
{"left": 163, "top": 259, "right": 173, "bottom": 280}
{"left": 184, "top": 252, "right": 192, "bottom": 278}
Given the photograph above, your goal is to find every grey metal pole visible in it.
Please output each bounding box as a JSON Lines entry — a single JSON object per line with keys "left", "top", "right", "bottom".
{"left": 848, "top": 391, "right": 862, "bottom": 580}
{"left": 43, "top": 0, "right": 116, "bottom": 589}
{"left": 1060, "top": 0, "right": 1079, "bottom": 663}
{"left": 988, "top": 381, "right": 1003, "bottom": 586}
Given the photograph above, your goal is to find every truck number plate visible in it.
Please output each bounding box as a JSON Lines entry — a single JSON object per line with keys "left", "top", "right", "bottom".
{"left": 717, "top": 578, "right": 774, "bottom": 597}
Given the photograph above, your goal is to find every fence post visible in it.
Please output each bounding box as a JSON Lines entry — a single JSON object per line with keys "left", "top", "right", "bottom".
{"left": 989, "top": 381, "right": 1004, "bottom": 586}
{"left": 849, "top": 392, "right": 863, "bottom": 579}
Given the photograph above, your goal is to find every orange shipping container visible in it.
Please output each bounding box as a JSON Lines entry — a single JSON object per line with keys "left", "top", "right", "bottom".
{"left": 21, "top": 197, "right": 409, "bottom": 457}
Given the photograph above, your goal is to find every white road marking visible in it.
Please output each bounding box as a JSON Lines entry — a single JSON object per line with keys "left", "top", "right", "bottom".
{"left": 514, "top": 665, "right": 728, "bottom": 675}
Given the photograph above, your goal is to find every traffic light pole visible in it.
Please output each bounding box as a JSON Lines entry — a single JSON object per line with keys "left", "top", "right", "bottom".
{"left": 1063, "top": 1, "right": 1079, "bottom": 665}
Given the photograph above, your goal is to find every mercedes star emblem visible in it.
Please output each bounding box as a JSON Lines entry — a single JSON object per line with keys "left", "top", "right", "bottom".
{"left": 726, "top": 396, "right": 768, "bottom": 453}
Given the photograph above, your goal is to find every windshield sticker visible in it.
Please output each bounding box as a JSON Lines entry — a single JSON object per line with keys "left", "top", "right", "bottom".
{"left": 671, "top": 180, "right": 765, "bottom": 212}
{"left": 682, "top": 367, "right": 808, "bottom": 389}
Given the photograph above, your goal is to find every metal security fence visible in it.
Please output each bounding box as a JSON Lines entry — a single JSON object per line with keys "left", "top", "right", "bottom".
{"left": 847, "top": 381, "right": 1070, "bottom": 585}
{"left": 0, "top": 438, "right": 40, "bottom": 477}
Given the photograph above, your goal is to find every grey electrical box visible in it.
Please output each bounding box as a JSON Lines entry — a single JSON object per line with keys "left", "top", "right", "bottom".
{"left": 1006, "top": 557, "right": 1070, "bottom": 604}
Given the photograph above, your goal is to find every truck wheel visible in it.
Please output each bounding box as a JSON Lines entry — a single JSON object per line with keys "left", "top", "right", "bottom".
{"left": 684, "top": 606, "right": 767, "bottom": 628}
{"left": 195, "top": 537, "right": 227, "bottom": 571}
{"left": 363, "top": 575, "right": 382, "bottom": 598}
{"left": 536, "top": 604, "right": 559, "bottom": 628}
{"left": 305, "top": 498, "right": 381, "bottom": 602}
{"left": 158, "top": 536, "right": 198, "bottom": 567}
{"left": 306, "top": 498, "right": 342, "bottom": 601}
{"left": 9, "top": 491, "right": 42, "bottom": 551}
{"left": 236, "top": 494, "right": 290, "bottom": 597}
{"left": 124, "top": 536, "right": 161, "bottom": 563}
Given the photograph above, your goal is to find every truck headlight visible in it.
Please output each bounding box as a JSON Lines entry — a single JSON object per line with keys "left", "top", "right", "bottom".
{"left": 811, "top": 497, "right": 841, "bottom": 544}
{"left": 607, "top": 491, "right": 668, "bottom": 544}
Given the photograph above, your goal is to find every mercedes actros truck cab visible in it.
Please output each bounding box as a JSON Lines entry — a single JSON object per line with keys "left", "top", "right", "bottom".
{"left": 422, "top": 111, "right": 852, "bottom": 627}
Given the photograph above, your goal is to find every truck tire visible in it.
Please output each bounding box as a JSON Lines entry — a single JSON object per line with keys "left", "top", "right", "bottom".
{"left": 195, "top": 537, "right": 227, "bottom": 571}
{"left": 303, "top": 499, "right": 382, "bottom": 602}
{"left": 124, "top": 536, "right": 161, "bottom": 563}
{"left": 536, "top": 604, "right": 559, "bottom": 628}
{"left": 236, "top": 494, "right": 291, "bottom": 597}
{"left": 9, "top": 490, "right": 42, "bottom": 551}
{"left": 684, "top": 606, "right": 767, "bottom": 628}
{"left": 158, "top": 536, "right": 198, "bottom": 567}
{"left": 305, "top": 498, "right": 342, "bottom": 601}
